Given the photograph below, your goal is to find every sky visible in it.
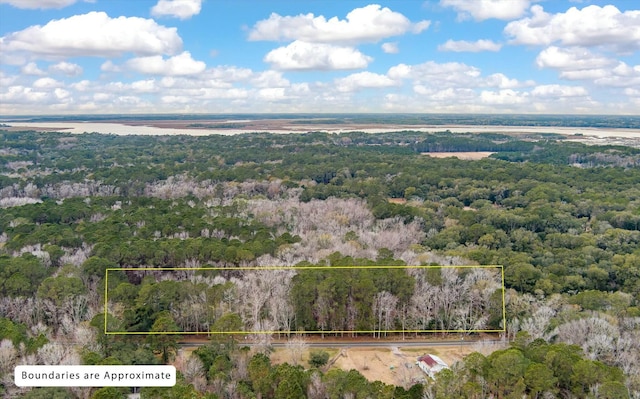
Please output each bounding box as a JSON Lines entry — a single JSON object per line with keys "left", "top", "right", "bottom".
{"left": 0, "top": 0, "right": 639, "bottom": 115}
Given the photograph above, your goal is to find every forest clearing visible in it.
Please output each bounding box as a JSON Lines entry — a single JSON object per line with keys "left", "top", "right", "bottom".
{"left": 421, "top": 152, "right": 495, "bottom": 160}
{"left": 269, "top": 342, "right": 499, "bottom": 386}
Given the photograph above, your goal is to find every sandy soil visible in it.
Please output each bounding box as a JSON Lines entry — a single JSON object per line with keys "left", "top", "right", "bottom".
{"left": 269, "top": 341, "right": 506, "bottom": 387}
{"left": 388, "top": 198, "right": 408, "bottom": 204}
{"left": 421, "top": 152, "right": 495, "bottom": 160}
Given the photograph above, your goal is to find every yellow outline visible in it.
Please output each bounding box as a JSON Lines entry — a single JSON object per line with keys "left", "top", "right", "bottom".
{"left": 104, "top": 267, "right": 109, "bottom": 334}
{"left": 501, "top": 265, "right": 507, "bottom": 331}
{"left": 104, "top": 265, "right": 505, "bottom": 335}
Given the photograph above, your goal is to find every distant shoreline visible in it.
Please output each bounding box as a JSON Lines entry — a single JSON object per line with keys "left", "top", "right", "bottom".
{"left": 3, "top": 121, "right": 640, "bottom": 147}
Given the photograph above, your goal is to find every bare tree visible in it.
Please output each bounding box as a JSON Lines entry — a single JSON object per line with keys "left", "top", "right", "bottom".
{"left": 285, "top": 335, "right": 308, "bottom": 366}
{"left": 307, "top": 371, "right": 327, "bottom": 399}
{"left": 37, "top": 342, "right": 79, "bottom": 365}
{"left": 267, "top": 269, "right": 295, "bottom": 336}
{"left": 0, "top": 340, "right": 17, "bottom": 375}
{"left": 250, "top": 320, "right": 275, "bottom": 355}
{"left": 313, "top": 295, "right": 330, "bottom": 339}
{"left": 374, "top": 291, "right": 398, "bottom": 338}
{"left": 175, "top": 351, "right": 206, "bottom": 390}
{"left": 519, "top": 305, "right": 555, "bottom": 340}
{"left": 551, "top": 316, "right": 618, "bottom": 360}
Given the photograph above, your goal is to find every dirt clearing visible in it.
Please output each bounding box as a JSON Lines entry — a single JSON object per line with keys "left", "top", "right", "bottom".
{"left": 421, "top": 152, "right": 495, "bottom": 160}
{"left": 270, "top": 341, "right": 506, "bottom": 387}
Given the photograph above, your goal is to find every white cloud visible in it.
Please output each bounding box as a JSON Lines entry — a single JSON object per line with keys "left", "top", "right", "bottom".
{"left": 559, "top": 69, "right": 609, "bottom": 81}
{"left": 100, "top": 60, "right": 121, "bottom": 73}
{"left": 93, "top": 93, "right": 111, "bottom": 101}
{"left": 70, "top": 80, "right": 90, "bottom": 91}
{"left": 33, "top": 77, "right": 62, "bottom": 89}
{"left": 536, "top": 46, "right": 614, "bottom": 71}
{"left": 54, "top": 88, "right": 71, "bottom": 100}
{"left": 114, "top": 96, "right": 142, "bottom": 106}
{"left": 484, "top": 73, "right": 532, "bottom": 89}
{"left": 21, "top": 62, "right": 45, "bottom": 75}
{"left": 249, "top": 5, "right": 429, "bottom": 44}
{"left": 438, "top": 39, "right": 502, "bottom": 52}
{"left": 161, "top": 95, "right": 192, "bottom": 104}
{"left": 335, "top": 71, "right": 397, "bottom": 92}
{"left": 505, "top": 5, "right": 640, "bottom": 52}
{"left": 535, "top": 46, "right": 639, "bottom": 87}
{"left": 388, "top": 61, "right": 481, "bottom": 88}
{"left": 125, "top": 51, "right": 206, "bottom": 76}
{"left": 258, "top": 88, "right": 286, "bottom": 101}
{"left": 624, "top": 88, "right": 640, "bottom": 97}
{"left": 130, "top": 79, "right": 158, "bottom": 93}
{"left": 0, "top": 85, "right": 48, "bottom": 103}
{"left": 594, "top": 62, "right": 640, "bottom": 87}
{"left": 151, "top": 0, "right": 202, "bottom": 20}
{"left": 531, "top": 84, "right": 589, "bottom": 97}
{"left": 204, "top": 66, "right": 253, "bottom": 82}
{"left": 197, "top": 88, "right": 249, "bottom": 100}
{"left": 49, "top": 61, "right": 83, "bottom": 76}
{"left": 441, "top": 0, "right": 530, "bottom": 21}
{"left": 0, "top": 12, "right": 183, "bottom": 59}
{"left": 437, "top": 88, "right": 476, "bottom": 101}
{"left": 0, "top": 0, "right": 90, "bottom": 9}
{"left": 381, "top": 42, "right": 399, "bottom": 54}
{"left": 412, "top": 20, "right": 431, "bottom": 34}
{"left": 0, "top": 72, "right": 18, "bottom": 87}
{"left": 264, "top": 41, "right": 372, "bottom": 70}
{"left": 528, "top": 85, "right": 597, "bottom": 112}
{"left": 251, "top": 70, "right": 289, "bottom": 88}
{"left": 480, "top": 89, "right": 528, "bottom": 105}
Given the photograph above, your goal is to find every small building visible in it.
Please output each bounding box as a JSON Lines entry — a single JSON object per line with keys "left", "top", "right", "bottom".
{"left": 416, "top": 354, "right": 449, "bottom": 379}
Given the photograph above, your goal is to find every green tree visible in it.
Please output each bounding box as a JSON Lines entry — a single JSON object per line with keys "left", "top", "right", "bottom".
{"left": 37, "top": 276, "right": 86, "bottom": 305}
{"left": 598, "top": 381, "right": 630, "bottom": 399}
{"left": 147, "top": 311, "right": 180, "bottom": 363}
{"left": 91, "top": 387, "right": 128, "bottom": 399}
{"left": 211, "top": 312, "right": 243, "bottom": 333}
{"left": 308, "top": 350, "right": 330, "bottom": 368}
{"left": 524, "top": 363, "right": 557, "bottom": 398}
{"left": 248, "top": 352, "right": 273, "bottom": 398}
{"left": 487, "top": 349, "right": 528, "bottom": 398}
{"left": 272, "top": 363, "right": 307, "bottom": 399}
{"left": 22, "top": 387, "right": 73, "bottom": 399}
{"left": 140, "top": 380, "right": 201, "bottom": 399}
{"left": 82, "top": 256, "right": 116, "bottom": 280}
{"left": 504, "top": 262, "right": 541, "bottom": 293}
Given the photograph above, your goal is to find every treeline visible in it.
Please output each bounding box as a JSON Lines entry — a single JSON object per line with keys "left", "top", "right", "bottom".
{"left": 290, "top": 265, "right": 503, "bottom": 335}
{"left": 13, "top": 113, "right": 640, "bottom": 128}
{"left": 103, "top": 263, "right": 503, "bottom": 336}
{"left": 2, "top": 131, "right": 639, "bottom": 195}
{"left": 410, "top": 132, "right": 535, "bottom": 153}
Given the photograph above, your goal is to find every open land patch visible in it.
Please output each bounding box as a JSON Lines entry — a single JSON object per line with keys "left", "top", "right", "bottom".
{"left": 421, "top": 151, "right": 495, "bottom": 160}
{"left": 269, "top": 343, "right": 502, "bottom": 387}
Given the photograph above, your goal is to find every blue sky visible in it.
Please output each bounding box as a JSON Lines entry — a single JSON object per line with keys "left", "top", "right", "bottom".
{"left": 0, "top": 0, "right": 638, "bottom": 114}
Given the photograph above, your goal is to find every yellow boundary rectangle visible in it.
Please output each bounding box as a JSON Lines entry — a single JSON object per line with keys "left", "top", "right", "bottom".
{"left": 104, "top": 265, "right": 506, "bottom": 335}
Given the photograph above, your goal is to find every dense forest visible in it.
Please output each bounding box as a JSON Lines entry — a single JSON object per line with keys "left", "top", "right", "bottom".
{"left": 1, "top": 129, "right": 639, "bottom": 398}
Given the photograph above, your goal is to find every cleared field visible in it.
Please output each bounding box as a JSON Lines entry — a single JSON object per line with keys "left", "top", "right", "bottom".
{"left": 270, "top": 341, "right": 506, "bottom": 387}
{"left": 421, "top": 151, "right": 495, "bottom": 160}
